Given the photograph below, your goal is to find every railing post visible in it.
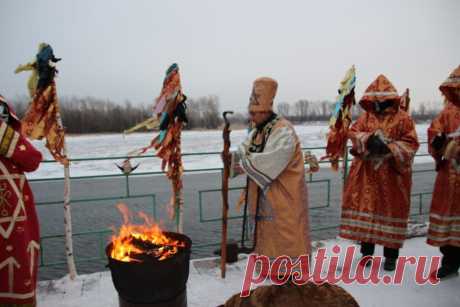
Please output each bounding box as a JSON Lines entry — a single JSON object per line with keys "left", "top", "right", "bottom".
{"left": 152, "top": 195, "right": 157, "bottom": 219}
{"left": 125, "top": 175, "right": 130, "bottom": 197}
{"left": 419, "top": 194, "right": 423, "bottom": 215}
{"left": 99, "top": 232, "right": 105, "bottom": 259}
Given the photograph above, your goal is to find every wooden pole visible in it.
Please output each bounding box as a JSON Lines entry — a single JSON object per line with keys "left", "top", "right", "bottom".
{"left": 175, "top": 188, "right": 184, "bottom": 233}
{"left": 58, "top": 113, "right": 77, "bottom": 280}
{"left": 174, "top": 122, "right": 184, "bottom": 234}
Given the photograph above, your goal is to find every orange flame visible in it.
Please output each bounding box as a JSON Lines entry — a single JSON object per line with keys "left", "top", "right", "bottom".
{"left": 110, "top": 203, "right": 185, "bottom": 262}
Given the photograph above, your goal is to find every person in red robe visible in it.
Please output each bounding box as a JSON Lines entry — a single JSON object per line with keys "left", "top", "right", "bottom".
{"left": 427, "top": 65, "right": 460, "bottom": 279}
{"left": 339, "top": 75, "right": 419, "bottom": 271}
{"left": 0, "top": 94, "right": 42, "bottom": 306}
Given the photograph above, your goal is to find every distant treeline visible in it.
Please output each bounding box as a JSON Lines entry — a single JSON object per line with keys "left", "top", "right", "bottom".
{"left": 10, "top": 95, "right": 228, "bottom": 133}
{"left": 276, "top": 100, "right": 443, "bottom": 123}
{"left": 9, "top": 96, "right": 442, "bottom": 134}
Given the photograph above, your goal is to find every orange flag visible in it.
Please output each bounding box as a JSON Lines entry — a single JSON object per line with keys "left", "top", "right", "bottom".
{"left": 323, "top": 66, "right": 356, "bottom": 171}
{"left": 21, "top": 81, "right": 68, "bottom": 165}
{"left": 127, "top": 63, "right": 187, "bottom": 222}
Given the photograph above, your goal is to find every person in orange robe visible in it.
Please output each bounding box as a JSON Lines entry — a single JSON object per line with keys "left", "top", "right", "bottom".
{"left": 230, "top": 77, "right": 311, "bottom": 261}
{"left": 339, "top": 75, "right": 419, "bottom": 271}
{"left": 0, "top": 95, "right": 42, "bottom": 306}
{"left": 427, "top": 65, "right": 460, "bottom": 279}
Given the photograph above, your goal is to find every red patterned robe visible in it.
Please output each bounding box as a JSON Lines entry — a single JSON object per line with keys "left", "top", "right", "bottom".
{"left": 0, "top": 99, "right": 42, "bottom": 306}
{"left": 339, "top": 75, "right": 420, "bottom": 249}
{"left": 427, "top": 65, "right": 460, "bottom": 248}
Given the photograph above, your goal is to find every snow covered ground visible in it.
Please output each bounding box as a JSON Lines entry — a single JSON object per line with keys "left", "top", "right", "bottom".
{"left": 29, "top": 123, "right": 431, "bottom": 179}
{"left": 37, "top": 236, "right": 460, "bottom": 307}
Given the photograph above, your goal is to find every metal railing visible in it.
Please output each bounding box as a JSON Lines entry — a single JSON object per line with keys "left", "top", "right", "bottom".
{"left": 32, "top": 142, "right": 434, "bottom": 274}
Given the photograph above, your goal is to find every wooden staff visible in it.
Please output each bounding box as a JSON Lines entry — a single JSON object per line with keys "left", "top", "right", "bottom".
{"left": 220, "top": 111, "right": 233, "bottom": 278}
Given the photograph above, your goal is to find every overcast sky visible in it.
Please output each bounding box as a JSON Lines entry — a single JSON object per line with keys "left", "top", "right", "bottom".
{"left": 1, "top": 0, "right": 459, "bottom": 112}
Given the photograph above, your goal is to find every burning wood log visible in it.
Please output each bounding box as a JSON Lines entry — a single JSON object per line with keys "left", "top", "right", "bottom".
{"left": 130, "top": 236, "right": 184, "bottom": 261}
{"left": 109, "top": 203, "right": 186, "bottom": 263}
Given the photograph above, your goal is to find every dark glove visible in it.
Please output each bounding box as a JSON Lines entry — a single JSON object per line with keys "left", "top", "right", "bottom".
{"left": 349, "top": 148, "right": 359, "bottom": 157}
{"left": 367, "top": 134, "right": 390, "bottom": 155}
{"left": 431, "top": 133, "right": 446, "bottom": 151}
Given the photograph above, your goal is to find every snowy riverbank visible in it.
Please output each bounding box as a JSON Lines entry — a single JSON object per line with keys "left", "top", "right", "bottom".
{"left": 29, "top": 123, "right": 431, "bottom": 179}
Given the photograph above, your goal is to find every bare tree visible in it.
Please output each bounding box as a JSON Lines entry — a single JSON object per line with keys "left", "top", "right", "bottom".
{"left": 277, "top": 102, "right": 291, "bottom": 117}
{"left": 320, "top": 100, "right": 333, "bottom": 118}
{"left": 294, "top": 100, "right": 309, "bottom": 118}
{"left": 418, "top": 103, "right": 426, "bottom": 117}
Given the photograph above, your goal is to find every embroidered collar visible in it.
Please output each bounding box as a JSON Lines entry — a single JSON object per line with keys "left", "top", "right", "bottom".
{"left": 249, "top": 114, "right": 280, "bottom": 153}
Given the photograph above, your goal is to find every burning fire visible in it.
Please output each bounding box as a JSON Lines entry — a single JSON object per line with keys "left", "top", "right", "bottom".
{"left": 110, "top": 203, "right": 185, "bottom": 262}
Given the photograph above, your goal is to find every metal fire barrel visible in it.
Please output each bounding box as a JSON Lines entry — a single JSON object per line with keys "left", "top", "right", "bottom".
{"left": 107, "top": 232, "right": 192, "bottom": 307}
{"left": 118, "top": 289, "right": 186, "bottom": 307}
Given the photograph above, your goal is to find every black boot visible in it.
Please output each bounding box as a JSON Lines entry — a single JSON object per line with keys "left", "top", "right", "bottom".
{"left": 359, "top": 242, "right": 375, "bottom": 267}
{"left": 435, "top": 245, "right": 460, "bottom": 279}
{"left": 383, "top": 247, "right": 399, "bottom": 271}
{"left": 433, "top": 265, "right": 459, "bottom": 279}
{"left": 383, "top": 258, "right": 397, "bottom": 271}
